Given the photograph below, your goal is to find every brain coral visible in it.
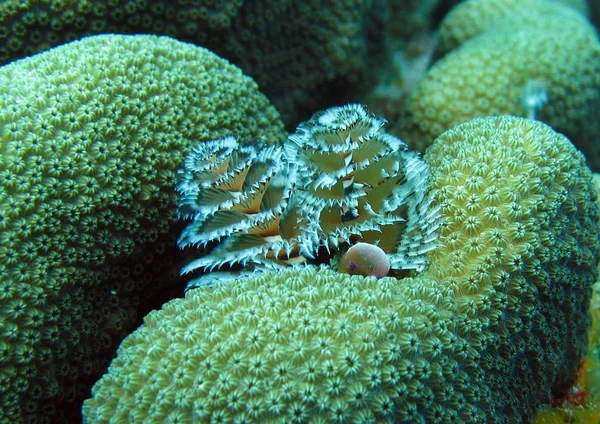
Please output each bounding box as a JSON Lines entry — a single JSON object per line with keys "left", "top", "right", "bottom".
{"left": 0, "top": 0, "right": 395, "bottom": 125}
{"left": 397, "top": 0, "right": 600, "bottom": 168}
{"left": 0, "top": 33, "right": 285, "bottom": 423}
{"left": 82, "top": 115, "right": 600, "bottom": 423}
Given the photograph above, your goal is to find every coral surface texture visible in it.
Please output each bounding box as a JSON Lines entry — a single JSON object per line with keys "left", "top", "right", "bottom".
{"left": 0, "top": 33, "right": 285, "bottom": 423}
{"left": 82, "top": 116, "right": 600, "bottom": 423}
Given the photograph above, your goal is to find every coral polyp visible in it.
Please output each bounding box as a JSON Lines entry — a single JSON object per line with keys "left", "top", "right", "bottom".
{"left": 176, "top": 104, "right": 442, "bottom": 281}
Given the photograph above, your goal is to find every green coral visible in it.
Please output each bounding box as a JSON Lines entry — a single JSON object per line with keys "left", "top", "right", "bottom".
{"left": 397, "top": 0, "right": 600, "bottom": 168}
{"left": 425, "top": 115, "right": 599, "bottom": 418}
{"left": 0, "top": 0, "right": 396, "bottom": 125}
{"left": 0, "top": 33, "right": 285, "bottom": 423}
{"left": 82, "top": 115, "right": 600, "bottom": 423}
{"left": 435, "top": 0, "right": 591, "bottom": 56}
{"left": 0, "top": 0, "right": 244, "bottom": 61}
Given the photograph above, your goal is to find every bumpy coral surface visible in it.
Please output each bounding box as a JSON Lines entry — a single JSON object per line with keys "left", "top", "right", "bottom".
{"left": 0, "top": 0, "right": 244, "bottom": 63}
{"left": 0, "top": 0, "right": 397, "bottom": 125}
{"left": 425, "top": 115, "right": 599, "bottom": 420}
{"left": 83, "top": 115, "right": 600, "bottom": 423}
{"left": 0, "top": 33, "right": 285, "bottom": 423}
{"left": 398, "top": 0, "right": 600, "bottom": 166}
{"left": 435, "top": 0, "right": 591, "bottom": 56}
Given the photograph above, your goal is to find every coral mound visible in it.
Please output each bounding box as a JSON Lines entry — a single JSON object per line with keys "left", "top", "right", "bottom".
{"left": 435, "top": 0, "right": 591, "bottom": 56}
{"left": 0, "top": 33, "right": 285, "bottom": 423}
{"left": 398, "top": 0, "right": 600, "bottom": 167}
{"left": 83, "top": 115, "right": 600, "bottom": 423}
{"left": 0, "top": 0, "right": 396, "bottom": 125}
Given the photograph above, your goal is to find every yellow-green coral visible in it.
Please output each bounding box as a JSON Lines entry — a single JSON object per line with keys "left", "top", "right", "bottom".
{"left": 82, "top": 115, "right": 600, "bottom": 423}
{"left": 425, "top": 116, "right": 599, "bottom": 415}
{"left": 398, "top": 0, "right": 600, "bottom": 166}
{"left": 84, "top": 268, "right": 466, "bottom": 423}
{"left": 0, "top": 33, "right": 285, "bottom": 423}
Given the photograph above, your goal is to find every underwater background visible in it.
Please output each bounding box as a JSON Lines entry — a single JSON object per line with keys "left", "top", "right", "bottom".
{"left": 1, "top": 0, "right": 600, "bottom": 423}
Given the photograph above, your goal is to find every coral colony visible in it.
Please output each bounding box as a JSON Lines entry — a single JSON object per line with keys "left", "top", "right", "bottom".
{"left": 176, "top": 104, "right": 441, "bottom": 285}
{"left": 3, "top": 1, "right": 600, "bottom": 421}
{"left": 83, "top": 114, "right": 600, "bottom": 424}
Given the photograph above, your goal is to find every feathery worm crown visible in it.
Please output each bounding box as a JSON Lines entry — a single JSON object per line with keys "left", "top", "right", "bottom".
{"left": 176, "top": 136, "right": 299, "bottom": 273}
{"left": 285, "top": 104, "right": 441, "bottom": 270}
{"left": 176, "top": 104, "right": 441, "bottom": 282}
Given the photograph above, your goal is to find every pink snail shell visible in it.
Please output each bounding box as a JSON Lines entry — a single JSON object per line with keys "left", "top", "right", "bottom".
{"left": 338, "top": 242, "right": 390, "bottom": 278}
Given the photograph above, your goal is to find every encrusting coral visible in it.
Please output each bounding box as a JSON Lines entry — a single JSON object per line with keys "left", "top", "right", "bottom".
{"left": 82, "top": 115, "right": 600, "bottom": 423}
{"left": 424, "top": 115, "right": 599, "bottom": 420}
{"left": 0, "top": 33, "right": 285, "bottom": 423}
{"left": 397, "top": 0, "right": 600, "bottom": 169}
{"left": 176, "top": 104, "right": 441, "bottom": 285}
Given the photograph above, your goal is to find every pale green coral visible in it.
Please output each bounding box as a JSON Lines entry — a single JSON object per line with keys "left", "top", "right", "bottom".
{"left": 435, "top": 0, "right": 591, "bottom": 56}
{"left": 84, "top": 268, "right": 468, "bottom": 423}
{"left": 398, "top": 0, "right": 600, "bottom": 167}
{"left": 82, "top": 115, "right": 600, "bottom": 423}
{"left": 0, "top": 34, "right": 285, "bottom": 423}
